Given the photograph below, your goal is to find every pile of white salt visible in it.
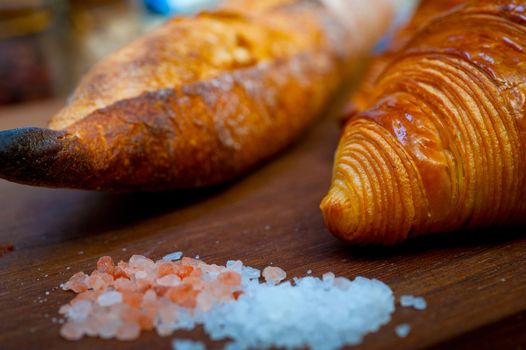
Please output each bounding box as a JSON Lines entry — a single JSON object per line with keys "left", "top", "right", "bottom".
{"left": 58, "top": 253, "right": 396, "bottom": 349}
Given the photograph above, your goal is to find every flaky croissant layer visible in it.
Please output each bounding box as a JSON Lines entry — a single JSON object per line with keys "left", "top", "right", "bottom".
{"left": 321, "top": 0, "right": 526, "bottom": 244}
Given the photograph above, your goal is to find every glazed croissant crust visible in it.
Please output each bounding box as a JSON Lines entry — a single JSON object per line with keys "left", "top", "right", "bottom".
{"left": 0, "top": 0, "right": 395, "bottom": 191}
{"left": 321, "top": 0, "right": 526, "bottom": 244}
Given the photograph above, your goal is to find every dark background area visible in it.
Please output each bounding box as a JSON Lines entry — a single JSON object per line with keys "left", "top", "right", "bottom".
{"left": 0, "top": 0, "right": 166, "bottom": 105}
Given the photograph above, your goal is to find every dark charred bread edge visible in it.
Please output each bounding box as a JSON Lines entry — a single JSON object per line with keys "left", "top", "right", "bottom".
{"left": 0, "top": 128, "right": 92, "bottom": 188}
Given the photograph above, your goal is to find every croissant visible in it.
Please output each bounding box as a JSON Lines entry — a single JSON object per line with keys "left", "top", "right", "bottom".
{"left": 0, "top": 0, "right": 396, "bottom": 191}
{"left": 321, "top": 0, "right": 526, "bottom": 244}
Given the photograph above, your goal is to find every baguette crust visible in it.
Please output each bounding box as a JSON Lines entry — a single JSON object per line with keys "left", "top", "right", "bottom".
{"left": 0, "top": 0, "right": 396, "bottom": 191}
{"left": 322, "top": 0, "right": 526, "bottom": 244}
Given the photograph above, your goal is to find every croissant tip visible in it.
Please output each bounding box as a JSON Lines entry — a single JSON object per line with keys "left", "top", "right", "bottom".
{"left": 320, "top": 187, "right": 361, "bottom": 243}
{"left": 0, "top": 127, "right": 70, "bottom": 186}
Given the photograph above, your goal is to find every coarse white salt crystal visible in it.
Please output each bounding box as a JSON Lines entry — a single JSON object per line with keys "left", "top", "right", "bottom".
{"left": 67, "top": 300, "right": 92, "bottom": 321}
{"left": 97, "top": 291, "right": 123, "bottom": 307}
{"left": 307, "top": 270, "right": 312, "bottom": 275}
{"left": 322, "top": 272, "right": 335, "bottom": 285}
{"left": 400, "top": 295, "right": 427, "bottom": 310}
{"left": 400, "top": 295, "right": 414, "bottom": 307}
{"left": 202, "top": 274, "right": 394, "bottom": 350}
{"left": 226, "top": 260, "right": 243, "bottom": 272}
{"left": 163, "top": 251, "right": 183, "bottom": 261}
{"left": 241, "top": 266, "right": 260, "bottom": 280}
{"left": 99, "top": 318, "right": 122, "bottom": 339}
{"left": 395, "top": 323, "right": 411, "bottom": 338}
{"left": 413, "top": 297, "right": 427, "bottom": 310}
{"left": 172, "top": 339, "right": 206, "bottom": 350}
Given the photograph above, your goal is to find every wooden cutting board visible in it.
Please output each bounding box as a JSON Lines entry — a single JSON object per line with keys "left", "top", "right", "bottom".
{"left": 0, "top": 99, "right": 525, "bottom": 350}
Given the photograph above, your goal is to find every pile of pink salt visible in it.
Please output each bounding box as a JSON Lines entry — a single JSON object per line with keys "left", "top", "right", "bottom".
{"left": 59, "top": 254, "right": 250, "bottom": 341}
{"left": 58, "top": 253, "right": 398, "bottom": 350}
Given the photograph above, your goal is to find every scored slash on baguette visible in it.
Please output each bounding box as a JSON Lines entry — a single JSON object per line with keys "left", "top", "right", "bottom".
{"left": 0, "top": 0, "right": 397, "bottom": 192}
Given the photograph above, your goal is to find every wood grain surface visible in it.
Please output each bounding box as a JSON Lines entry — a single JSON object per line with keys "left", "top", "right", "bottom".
{"left": 0, "top": 100, "right": 525, "bottom": 350}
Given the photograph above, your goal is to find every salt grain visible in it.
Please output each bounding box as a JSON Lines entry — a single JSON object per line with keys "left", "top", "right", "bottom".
{"left": 172, "top": 339, "right": 206, "bottom": 350}
{"left": 60, "top": 321, "right": 84, "bottom": 340}
{"left": 116, "top": 321, "right": 141, "bottom": 341}
{"left": 67, "top": 300, "right": 92, "bottom": 321}
{"left": 262, "top": 266, "right": 286, "bottom": 284}
{"left": 413, "top": 298, "right": 427, "bottom": 310}
{"left": 395, "top": 323, "right": 411, "bottom": 338}
{"left": 157, "top": 274, "right": 182, "bottom": 287}
{"left": 134, "top": 271, "right": 148, "bottom": 279}
{"left": 97, "top": 291, "right": 123, "bottom": 306}
{"left": 400, "top": 295, "right": 427, "bottom": 310}
{"left": 163, "top": 251, "right": 183, "bottom": 261}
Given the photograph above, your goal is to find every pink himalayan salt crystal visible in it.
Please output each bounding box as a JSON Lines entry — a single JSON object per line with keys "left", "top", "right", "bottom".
{"left": 218, "top": 271, "right": 241, "bottom": 287}
{"left": 60, "top": 321, "right": 84, "bottom": 340}
{"left": 157, "top": 274, "right": 182, "bottom": 287}
{"left": 96, "top": 256, "right": 114, "bottom": 274}
{"left": 134, "top": 271, "right": 148, "bottom": 280}
{"left": 86, "top": 272, "right": 113, "bottom": 292}
{"left": 58, "top": 255, "right": 245, "bottom": 341}
{"left": 116, "top": 321, "right": 141, "bottom": 341}
{"left": 114, "top": 277, "right": 136, "bottom": 292}
{"left": 62, "top": 272, "right": 89, "bottom": 293}
{"left": 262, "top": 266, "right": 287, "bottom": 284}
{"left": 129, "top": 255, "right": 156, "bottom": 271}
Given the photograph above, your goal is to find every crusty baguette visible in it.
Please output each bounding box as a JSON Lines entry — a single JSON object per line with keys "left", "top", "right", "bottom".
{"left": 0, "top": 0, "right": 396, "bottom": 191}
{"left": 321, "top": 0, "right": 526, "bottom": 244}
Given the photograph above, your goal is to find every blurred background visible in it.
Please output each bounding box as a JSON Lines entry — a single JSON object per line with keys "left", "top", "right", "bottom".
{"left": 0, "top": 0, "right": 218, "bottom": 106}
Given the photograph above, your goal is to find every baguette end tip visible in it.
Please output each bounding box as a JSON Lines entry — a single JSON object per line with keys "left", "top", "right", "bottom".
{"left": 0, "top": 127, "right": 71, "bottom": 187}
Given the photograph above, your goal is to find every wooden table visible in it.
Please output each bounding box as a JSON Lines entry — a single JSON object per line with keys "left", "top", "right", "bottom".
{"left": 0, "top": 99, "right": 525, "bottom": 350}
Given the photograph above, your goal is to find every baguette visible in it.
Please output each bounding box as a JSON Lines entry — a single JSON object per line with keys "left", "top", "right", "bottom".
{"left": 321, "top": 0, "right": 526, "bottom": 244}
{"left": 0, "top": 0, "right": 396, "bottom": 191}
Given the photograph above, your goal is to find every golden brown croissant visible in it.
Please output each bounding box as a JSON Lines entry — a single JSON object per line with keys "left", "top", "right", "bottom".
{"left": 0, "top": 0, "right": 396, "bottom": 191}
{"left": 321, "top": 0, "right": 526, "bottom": 244}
